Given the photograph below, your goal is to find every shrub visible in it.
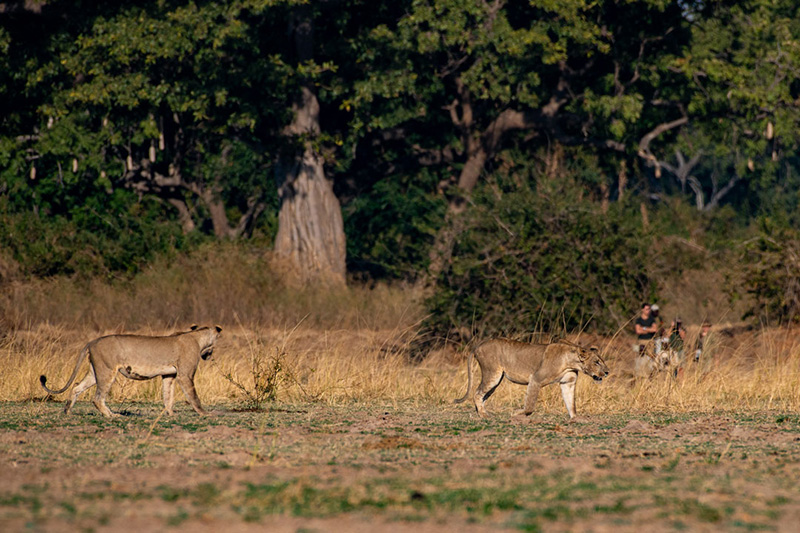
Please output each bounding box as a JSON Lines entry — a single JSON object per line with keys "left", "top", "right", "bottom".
{"left": 423, "top": 184, "right": 656, "bottom": 341}
{"left": 215, "top": 335, "right": 295, "bottom": 411}
{"left": 0, "top": 193, "right": 187, "bottom": 278}
{"left": 739, "top": 226, "right": 800, "bottom": 324}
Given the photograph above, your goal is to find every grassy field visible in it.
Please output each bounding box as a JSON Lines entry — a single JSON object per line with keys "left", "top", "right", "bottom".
{"left": 1, "top": 401, "right": 799, "bottom": 532}
{"left": 2, "top": 321, "right": 800, "bottom": 532}
{"left": 2, "top": 251, "right": 800, "bottom": 531}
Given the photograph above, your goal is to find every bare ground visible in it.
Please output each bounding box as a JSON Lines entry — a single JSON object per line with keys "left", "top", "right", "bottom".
{"left": 1, "top": 401, "right": 800, "bottom": 532}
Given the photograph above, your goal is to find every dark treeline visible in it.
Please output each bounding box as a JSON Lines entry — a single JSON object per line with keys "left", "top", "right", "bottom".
{"left": 3, "top": 0, "right": 800, "bottom": 336}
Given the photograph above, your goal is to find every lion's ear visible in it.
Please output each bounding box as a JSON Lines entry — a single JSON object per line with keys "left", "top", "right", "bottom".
{"left": 215, "top": 325, "right": 223, "bottom": 333}
{"left": 190, "top": 324, "right": 199, "bottom": 331}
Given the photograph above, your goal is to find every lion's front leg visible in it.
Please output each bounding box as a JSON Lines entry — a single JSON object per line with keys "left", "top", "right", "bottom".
{"left": 515, "top": 376, "right": 540, "bottom": 416}
{"left": 560, "top": 371, "right": 578, "bottom": 419}
{"left": 177, "top": 372, "right": 208, "bottom": 416}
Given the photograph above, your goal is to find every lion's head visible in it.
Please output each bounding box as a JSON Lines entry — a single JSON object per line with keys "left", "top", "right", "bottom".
{"left": 578, "top": 346, "right": 609, "bottom": 382}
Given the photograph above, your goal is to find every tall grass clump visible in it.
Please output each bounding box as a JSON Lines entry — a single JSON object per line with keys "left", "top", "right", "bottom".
{"left": 0, "top": 241, "right": 423, "bottom": 331}
{"left": 0, "top": 324, "right": 81, "bottom": 402}
{"left": 214, "top": 325, "right": 302, "bottom": 411}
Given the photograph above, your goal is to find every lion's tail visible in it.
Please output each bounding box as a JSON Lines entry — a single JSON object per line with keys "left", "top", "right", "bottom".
{"left": 453, "top": 347, "right": 475, "bottom": 404}
{"left": 40, "top": 344, "right": 90, "bottom": 395}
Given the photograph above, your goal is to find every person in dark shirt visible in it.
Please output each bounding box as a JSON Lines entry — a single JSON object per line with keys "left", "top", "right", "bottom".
{"left": 668, "top": 317, "right": 687, "bottom": 352}
{"left": 634, "top": 303, "right": 657, "bottom": 355}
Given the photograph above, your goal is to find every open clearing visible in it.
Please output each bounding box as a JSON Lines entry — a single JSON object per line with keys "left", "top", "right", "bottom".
{"left": 2, "top": 402, "right": 799, "bottom": 532}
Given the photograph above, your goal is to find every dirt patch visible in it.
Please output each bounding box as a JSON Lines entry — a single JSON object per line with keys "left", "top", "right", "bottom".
{"left": 621, "top": 419, "right": 654, "bottom": 433}
{"left": 362, "top": 435, "right": 427, "bottom": 450}
{"left": 2, "top": 404, "right": 800, "bottom": 532}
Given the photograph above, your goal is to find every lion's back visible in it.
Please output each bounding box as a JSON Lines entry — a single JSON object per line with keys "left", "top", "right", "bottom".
{"left": 478, "top": 339, "right": 547, "bottom": 370}
{"left": 90, "top": 334, "right": 189, "bottom": 366}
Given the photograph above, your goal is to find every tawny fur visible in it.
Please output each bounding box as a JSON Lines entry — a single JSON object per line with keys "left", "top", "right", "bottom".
{"left": 40, "top": 325, "right": 222, "bottom": 418}
{"left": 454, "top": 339, "right": 609, "bottom": 419}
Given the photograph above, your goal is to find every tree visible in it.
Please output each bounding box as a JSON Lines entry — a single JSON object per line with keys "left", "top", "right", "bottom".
{"left": 273, "top": 5, "right": 346, "bottom": 285}
{"left": 346, "top": 0, "right": 693, "bottom": 278}
{"left": 0, "top": 1, "right": 374, "bottom": 283}
{"left": 640, "top": 0, "right": 800, "bottom": 213}
{"left": 34, "top": 2, "right": 283, "bottom": 239}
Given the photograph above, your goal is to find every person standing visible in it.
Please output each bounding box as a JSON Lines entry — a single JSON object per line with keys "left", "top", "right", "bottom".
{"left": 634, "top": 303, "right": 658, "bottom": 355}
{"left": 668, "top": 317, "right": 688, "bottom": 378}
{"left": 695, "top": 321, "right": 711, "bottom": 363}
{"left": 668, "top": 317, "right": 687, "bottom": 353}
{"left": 651, "top": 303, "right": 666, "bottom": 353}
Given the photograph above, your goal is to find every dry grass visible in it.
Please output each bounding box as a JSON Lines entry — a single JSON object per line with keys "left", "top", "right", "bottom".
{"left": 3, "top": 320, "right": 800, "bottom": 415}
{"left": 0, "top": 242, "right": 421, "bottom": 331}
{"left": 1, "top": 245, "right": 799, "bottom": 414}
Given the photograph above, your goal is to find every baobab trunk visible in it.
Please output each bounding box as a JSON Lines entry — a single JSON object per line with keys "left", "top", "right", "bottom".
{"left": 273, "top": 7, "right": 346, "bottom": 286}
{"left": 274, "top": 145, "right": 346, "bottom": 285}
{"left": 274, "top": 86, "right": 346, "bottom": 286}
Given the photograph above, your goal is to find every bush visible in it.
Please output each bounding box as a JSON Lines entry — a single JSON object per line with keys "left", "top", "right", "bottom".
{"left": 739, "top": 226, "right": 800, "bottom": 324}
{"left": 0, "top": 192, "right": 187, "bottom": 278}
{"left": 423, "top": 184, "right": 656, "bottom": 341}
{"left": 344, "top": 168, "right": 446, "bottom": 281}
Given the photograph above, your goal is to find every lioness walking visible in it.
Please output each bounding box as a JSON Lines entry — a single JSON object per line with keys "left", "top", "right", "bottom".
{"left": 454, "top": 339, "right": 608, "bottom": 419}
{"left": 40, "top": 325, "right": 222, "bottom": 417}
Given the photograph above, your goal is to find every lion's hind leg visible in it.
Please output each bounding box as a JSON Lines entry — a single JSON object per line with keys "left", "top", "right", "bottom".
{"left": 162, "top": 375, "right": 176, "bottom": 415}
{"left": 91, "top": 364, "right": 118, "bottom": 418}
{"left": 473, "top": 369, "right": 503, "bottom": 418}
{"left": 64, "top": 369, "right": 97, "bottom": 415}
{"left": 515, "top": 376, "right": 541, "bottom": 417}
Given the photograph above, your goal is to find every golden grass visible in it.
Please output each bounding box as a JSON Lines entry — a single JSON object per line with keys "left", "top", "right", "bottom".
{"left": 3, "top": 320, "right": 800, "bottom": 415}
{"left": 1, "top": 243, "right": 798, "bottom": 415}
{"left": 0, "top": 242, "right": 422, "bottom": 331}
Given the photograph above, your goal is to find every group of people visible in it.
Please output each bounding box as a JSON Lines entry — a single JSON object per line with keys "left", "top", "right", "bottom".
{"left": 634, "top": 302, "right": 712, "bottom": 366}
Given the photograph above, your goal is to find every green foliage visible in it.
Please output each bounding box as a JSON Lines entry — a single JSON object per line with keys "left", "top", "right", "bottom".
{"left": 3, "top": 0, "right": 800, "bottom": 319}
{"left": 424, "top": 180, "right": 655, "bottom": 338}
{"left": 345, "top": 168, "right": 446, "bottom": 280}
{"left": 667, "top": 0, "right": 800, "bottom": 207}
{"left": 739, "top": 224, "right": 800, "bottom": 324}
{"left": 0, "top": 193, "right": 186, "bottom": 278}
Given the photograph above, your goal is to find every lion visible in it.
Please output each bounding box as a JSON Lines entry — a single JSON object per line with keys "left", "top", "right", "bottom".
{"left": 453, "top": 338, "right": 609, "bottom": 419}
{"left": 40, "top": 325, "right": 222, "bottom": 418}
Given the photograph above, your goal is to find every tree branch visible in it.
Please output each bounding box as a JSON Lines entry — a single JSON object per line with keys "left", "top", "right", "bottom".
{"left": 637, "top": 115, "right": 689, "bottom": 157}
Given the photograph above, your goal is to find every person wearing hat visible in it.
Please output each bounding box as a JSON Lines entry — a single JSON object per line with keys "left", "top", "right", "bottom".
{"left": 634, "top": 303, "right": 658, "bottom": 356}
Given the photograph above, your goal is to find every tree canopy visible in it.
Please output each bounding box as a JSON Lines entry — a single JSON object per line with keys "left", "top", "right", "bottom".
{"left": 3, "top": 0, "right": 800, "bottom": 330}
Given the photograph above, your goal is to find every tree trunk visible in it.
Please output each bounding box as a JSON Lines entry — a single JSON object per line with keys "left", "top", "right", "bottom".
{"left": 274, "top": 84, "right": 346, "bottom": 285}
{"left": 271, "top": 9, "right": 346, "bottom": 285}
{"left": 204, "top": 191, "right": 237, "bottom": 239}
{"left": 166, "top": 198, "right": 196, "bottom": 234}
{"left": 452, "top": 149, "right": 488, "bottom": 210}
{"left": 274, "top": 145, "right": 346, "bottom": 285}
